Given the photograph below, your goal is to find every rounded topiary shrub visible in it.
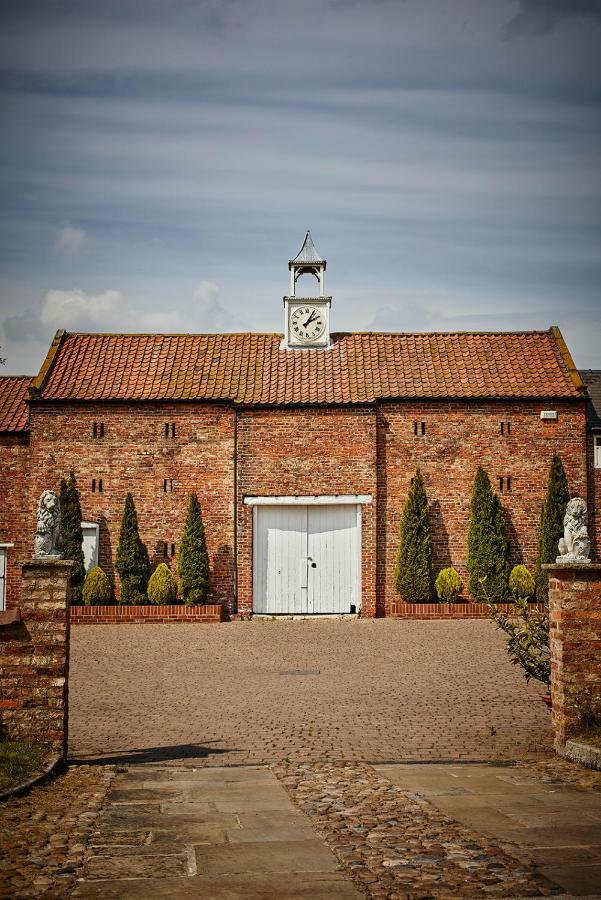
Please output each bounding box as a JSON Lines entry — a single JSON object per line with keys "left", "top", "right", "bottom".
{"left": 509, "top": 564, "right": 535, "bottom": 600}
{"left": 82, "top": 566, "right": 113, "bottom": 606}
{"left": 147, "top": 563, "right": 177, "bottom": 605}
{"left": 435, "top": 567, "right": 463, "bottom": 603}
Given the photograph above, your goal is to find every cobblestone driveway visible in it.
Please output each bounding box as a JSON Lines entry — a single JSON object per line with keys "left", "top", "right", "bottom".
{"left": 69, "top": 619, "right": 553, "bottom": 765}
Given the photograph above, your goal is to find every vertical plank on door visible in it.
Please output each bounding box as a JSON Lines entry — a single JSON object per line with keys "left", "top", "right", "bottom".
{"left": 255, "top": 506, "right": 307, "bottom": 614}
{"left": 308, "top": 505, "right": 360, "bottom": 614}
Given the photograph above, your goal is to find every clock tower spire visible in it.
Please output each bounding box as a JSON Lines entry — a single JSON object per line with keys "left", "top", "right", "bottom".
{"left": 283, "top": 231, "right": 332, "bottom": 349}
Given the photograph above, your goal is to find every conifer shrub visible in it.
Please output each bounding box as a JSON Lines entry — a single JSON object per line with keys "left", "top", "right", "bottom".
{"left": 535, "top": 453, "right": 569, "bottom": 604}
{"left": 177, "top": 493, "right": 210, "bottom": 605}
{"left": 115, "top": 493, "right": 150, "bottom": 603}
{"left": 147, "top": 563, "right": 177, "bottom": 605}
{"left": 435, "top": 567, "right": 463, "bottom": 603}
{"left": 59, "top": 472, "right": 85, "bottom": 604}
{"left": 509, "top": 564, "right": 535, "bottom": 600}
{"left": 467, "top": 466, "right": 509, "bottom": 602}
{"left": 82, "top": 566, "right": 113, "bottom": 605}
{"left": 394, "top": 469, "right": 434, "bottom": 603}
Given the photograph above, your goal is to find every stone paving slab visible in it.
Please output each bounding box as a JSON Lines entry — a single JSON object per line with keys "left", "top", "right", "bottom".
{"left": 194, "top": 838, "right": 340, "bottom": 875}
{"left": 69, "top": 619, "right": 553, "bottom": 765}
{"left": 71, "top": 872, "right": 363, "bottom": 899}
{"left": 71, "top": 763, "right": 361, "bottom": 898}
{"left": 376, "top": 762, "right": 601, "bottom": 896}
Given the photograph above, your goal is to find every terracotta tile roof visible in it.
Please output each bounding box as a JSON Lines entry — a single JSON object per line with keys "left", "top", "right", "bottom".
{"left": 0, "top": 376, "right": 32, "bottom": 432}
{"left": 34, "top": 329, "right": 583, "bottom": 406}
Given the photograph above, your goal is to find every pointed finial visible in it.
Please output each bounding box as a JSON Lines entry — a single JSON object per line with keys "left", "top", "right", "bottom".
{"left": 290, "top": 231, "right": 325, "bottom": 266}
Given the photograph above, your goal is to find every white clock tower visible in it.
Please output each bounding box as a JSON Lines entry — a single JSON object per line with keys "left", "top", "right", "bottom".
{"left": 283, "top": 231, "right": 332, "bottom": 350}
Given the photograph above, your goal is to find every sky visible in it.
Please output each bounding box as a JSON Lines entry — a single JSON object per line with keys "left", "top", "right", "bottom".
{"left": 1, "top": 0, "right": 600, "bottom": 375}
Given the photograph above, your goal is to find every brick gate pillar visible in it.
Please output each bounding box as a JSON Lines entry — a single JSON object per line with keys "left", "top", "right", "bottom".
{"left": 0, "top": 558, "right": 73, "bottom": 758}
{"left": 544, "top": 563, "right": 601, "bottom": 751}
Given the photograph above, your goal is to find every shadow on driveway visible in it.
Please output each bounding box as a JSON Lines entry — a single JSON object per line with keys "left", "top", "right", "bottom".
{"left": 69, "top": 742, "right": 236, "bottom": 766}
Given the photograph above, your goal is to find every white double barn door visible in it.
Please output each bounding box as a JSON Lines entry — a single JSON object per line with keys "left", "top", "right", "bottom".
{"left": 253, "top": 504, "right": 361, "bottom": 615}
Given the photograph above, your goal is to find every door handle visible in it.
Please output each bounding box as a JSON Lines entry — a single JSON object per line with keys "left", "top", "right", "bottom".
{"left": 311, "top": 562, "right": 317, "bottom": 568}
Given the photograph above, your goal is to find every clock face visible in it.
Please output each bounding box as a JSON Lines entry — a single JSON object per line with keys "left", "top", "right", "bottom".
{"left": 290, "top": 306, "right": 326, "bottom": 343}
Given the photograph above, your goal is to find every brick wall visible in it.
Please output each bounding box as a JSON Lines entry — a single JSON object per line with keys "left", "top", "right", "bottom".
{"left": 237, "top": 406, "right": 378, "bottom": 616}
{"left": 27, "top": 402, "right": 235, "bottom": 606}
{"left": 0, "top": 434, "right": 30, "bottom": 609}
{"left": 547, "top": 563, "right": 601, "bottom": 749}
{"left": 377, "top": 400, "right": 587, "bottom": 614}
{"left": 0, "top": 559, "right": 72, "bottom": 755}
{"left": 3, "top": 396, "right": 588, "bottom": 618}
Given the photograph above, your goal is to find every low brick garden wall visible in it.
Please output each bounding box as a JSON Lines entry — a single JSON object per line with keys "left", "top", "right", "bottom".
{"left": 72, "top": 602, "right": 533, "bottom": 622}
{"left": 388, "top": 601, "right": 536, "bottom": 619}
{"left": 71, "top": 603, "right": 225, "bottom": 624}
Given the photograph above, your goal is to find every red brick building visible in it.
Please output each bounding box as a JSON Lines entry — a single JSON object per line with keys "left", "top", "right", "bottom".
{"left": 0, "top": 236, "right": 593, "bottom": 616}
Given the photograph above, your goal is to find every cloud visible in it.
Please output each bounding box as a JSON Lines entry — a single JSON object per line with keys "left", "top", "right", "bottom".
{"left": 2, "top": 289, "right": 122, "bottom": 343}
{"left": 192, "top": 280, "right": 244, "bottom": 331}
{"left": 41, "top": 288, "right": 121, "bottom": 330}
{"left": 55, "top": 225, "right": 86, "bottom": 255}
{"left": 2, "top": 280, "right": 245, "bottom": 352}
{"left": 2, "top": 310, "right": 46, "bottom": 342}
{"left": 502, "top": 0, "right": 601, "bottom": 40}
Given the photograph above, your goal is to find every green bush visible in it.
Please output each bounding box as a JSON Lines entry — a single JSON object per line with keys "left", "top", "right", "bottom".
{"left": 394, "top": 469, "right": 434, "bottom": 603}
{"left": 509, "top": 564, "right": 535, "bottom": 600}
{"left": 178, "top": 493, "right": 210, "bottom": 605}
{"left": 82, "top": 566, "right": 113, "bottom": 605}
{"left": 435, "top": 567, "right": 463, "bottom": 603}
{"left": 486, "top": 597, "right": 550, "bottom": 687}
{"left": 147, "top": 563, "right": 177, "bottom": 605}
{"left": 535, "top": 453, "right": 569, "bottom": 604}
{"left": 115, "top": 493, "right": 150, "bottom": 603}
{"left": 59, "top": 472, "right": 85, "bottom": 604}
{"left": 467, "top": 466, "right": 509, "bottom": 602}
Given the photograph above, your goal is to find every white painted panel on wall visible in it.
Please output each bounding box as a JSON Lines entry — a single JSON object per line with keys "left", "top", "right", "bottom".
{"left": 0, "top": 547, "right": 5, "bottom": 611}
{"left": 81, "top": 522, "right": 99, "bottom": 573}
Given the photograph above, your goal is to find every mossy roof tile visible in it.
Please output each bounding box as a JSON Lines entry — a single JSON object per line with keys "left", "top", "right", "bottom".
{"left": 34, "top": 329, "right": 582, "bottom": 405}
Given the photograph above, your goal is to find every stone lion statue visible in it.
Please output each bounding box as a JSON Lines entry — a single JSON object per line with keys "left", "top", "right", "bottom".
{"left": 557, "top": 497, "right": 591, "bottom": 564}
{"left": 34, "top": 489, "right": 63, "bottom": 558}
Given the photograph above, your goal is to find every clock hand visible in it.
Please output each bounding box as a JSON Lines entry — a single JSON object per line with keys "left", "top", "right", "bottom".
{"left": 303, "top": 311, "right": 318, "bottom": 328}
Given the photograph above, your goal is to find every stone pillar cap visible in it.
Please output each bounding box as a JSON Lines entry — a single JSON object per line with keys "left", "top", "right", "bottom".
{"left": 542, "top": 562, "right": 601, "bottom": 572}
{"left": 20, "top": 558, "right": 76, "bottom": 569}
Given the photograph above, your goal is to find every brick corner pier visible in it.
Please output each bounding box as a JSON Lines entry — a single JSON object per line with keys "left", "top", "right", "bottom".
{"left": 0, "top": 558, "right": 73, "bottom": 757}
{"left": 544, "top": 562, "right": 601, "bottom": 751}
